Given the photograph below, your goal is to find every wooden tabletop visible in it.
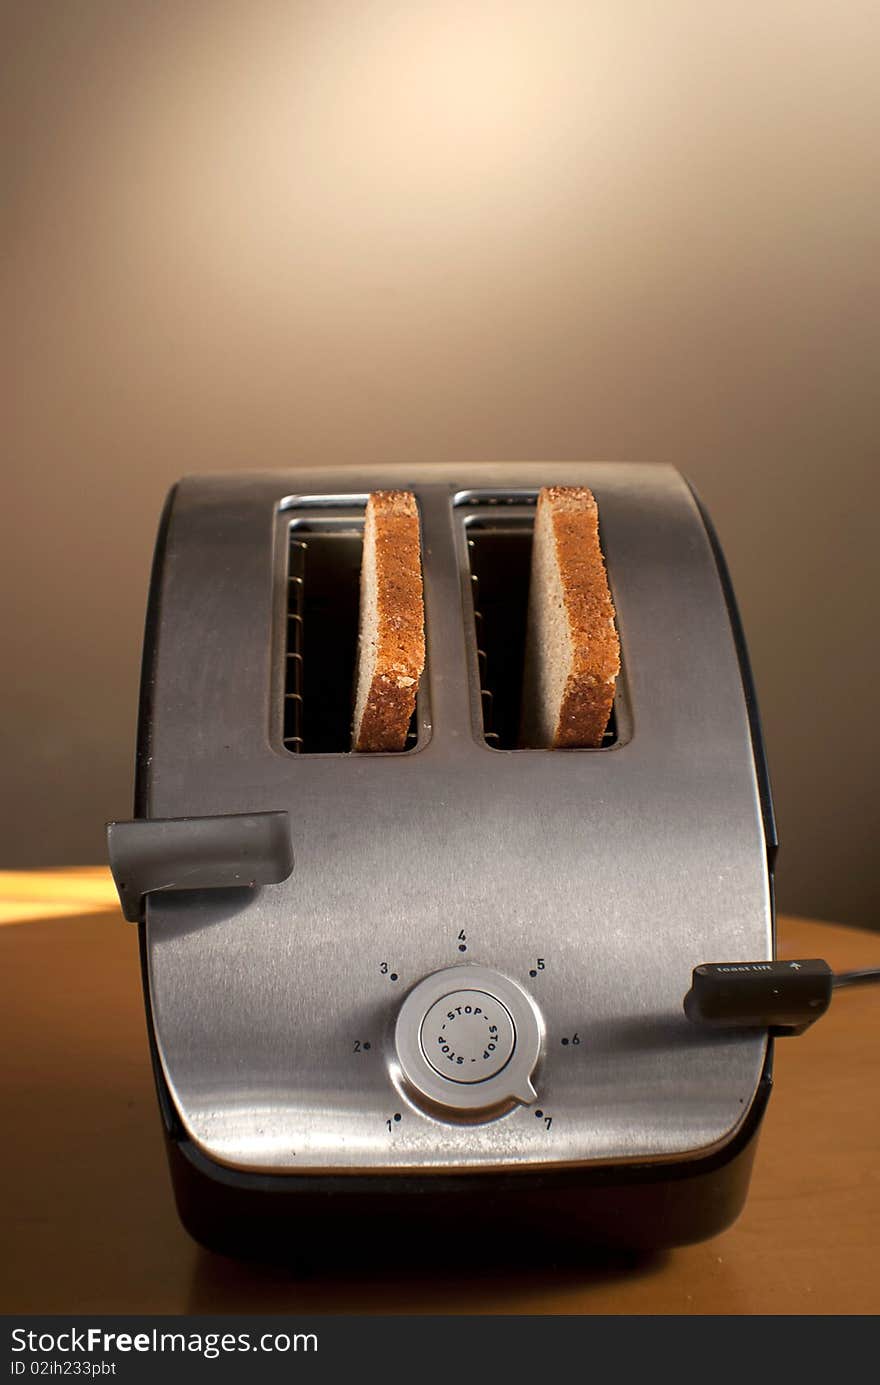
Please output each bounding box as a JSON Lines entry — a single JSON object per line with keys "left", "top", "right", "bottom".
{"left": 1, "top": 869, "right": 877, "bottom": 1315}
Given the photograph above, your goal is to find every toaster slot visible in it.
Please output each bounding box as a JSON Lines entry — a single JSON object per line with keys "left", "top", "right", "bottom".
{"left": 457, "top": 492, "right": 619, "bottom": 750}
{"left": 281, "top": 510, "right": 419, "bottom": 754}
{"left": 466, "top": 519, "right": 532, "bottom": 749}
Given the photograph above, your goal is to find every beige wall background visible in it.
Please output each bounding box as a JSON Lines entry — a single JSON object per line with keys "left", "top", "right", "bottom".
{"left": 3, "top": 1, "right": 878, "bottom": 926}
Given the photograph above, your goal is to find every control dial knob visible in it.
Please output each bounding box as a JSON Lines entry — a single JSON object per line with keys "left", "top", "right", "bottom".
{"left": 394, "top": 965, "right": 542, "bottom": 1114}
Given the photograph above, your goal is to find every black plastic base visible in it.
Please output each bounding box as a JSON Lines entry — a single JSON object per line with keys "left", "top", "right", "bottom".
{"left": 164, "top": 1074, "right": 771, "bottom": 1263}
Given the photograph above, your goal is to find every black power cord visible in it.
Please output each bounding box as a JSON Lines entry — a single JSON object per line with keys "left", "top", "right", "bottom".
{"left": 832, "top": 967, "right": 880, "bottom": 990}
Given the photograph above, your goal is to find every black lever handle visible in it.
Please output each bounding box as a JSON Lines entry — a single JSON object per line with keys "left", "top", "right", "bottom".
{"left": 106, "top": 811, "right": 294, "bottom": 922}
{"left": 684, "top": 959, "right": 833, "bottom": 1036}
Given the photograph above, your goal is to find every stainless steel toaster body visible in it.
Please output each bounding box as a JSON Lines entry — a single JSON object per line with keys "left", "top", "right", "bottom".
{"left": 121, "top": 463, "right": 776, "bottom": 1253}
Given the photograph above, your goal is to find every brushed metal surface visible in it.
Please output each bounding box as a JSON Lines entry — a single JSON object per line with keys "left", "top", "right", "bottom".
{"left": 143, "top": 463, "right": 771, "bottom": 1173}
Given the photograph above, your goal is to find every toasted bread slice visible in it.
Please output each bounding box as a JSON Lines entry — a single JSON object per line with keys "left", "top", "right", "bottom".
{"left": 520, "top": 486, "right": 619, "bottom": 748}
{"left": 352, "top": 490, "right": 425, "bottom": 752}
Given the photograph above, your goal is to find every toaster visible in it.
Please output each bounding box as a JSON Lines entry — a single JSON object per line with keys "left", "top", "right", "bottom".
{"left": 107, "top": 462, "right": 778, "bottom": 1258}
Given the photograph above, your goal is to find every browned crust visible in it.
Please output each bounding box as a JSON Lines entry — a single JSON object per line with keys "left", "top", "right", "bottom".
{"left": 543, "top": 485, "right": 620, "bottom": 748}
{"left": 354, "top": 490, "right": 425, "bottom": 752}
